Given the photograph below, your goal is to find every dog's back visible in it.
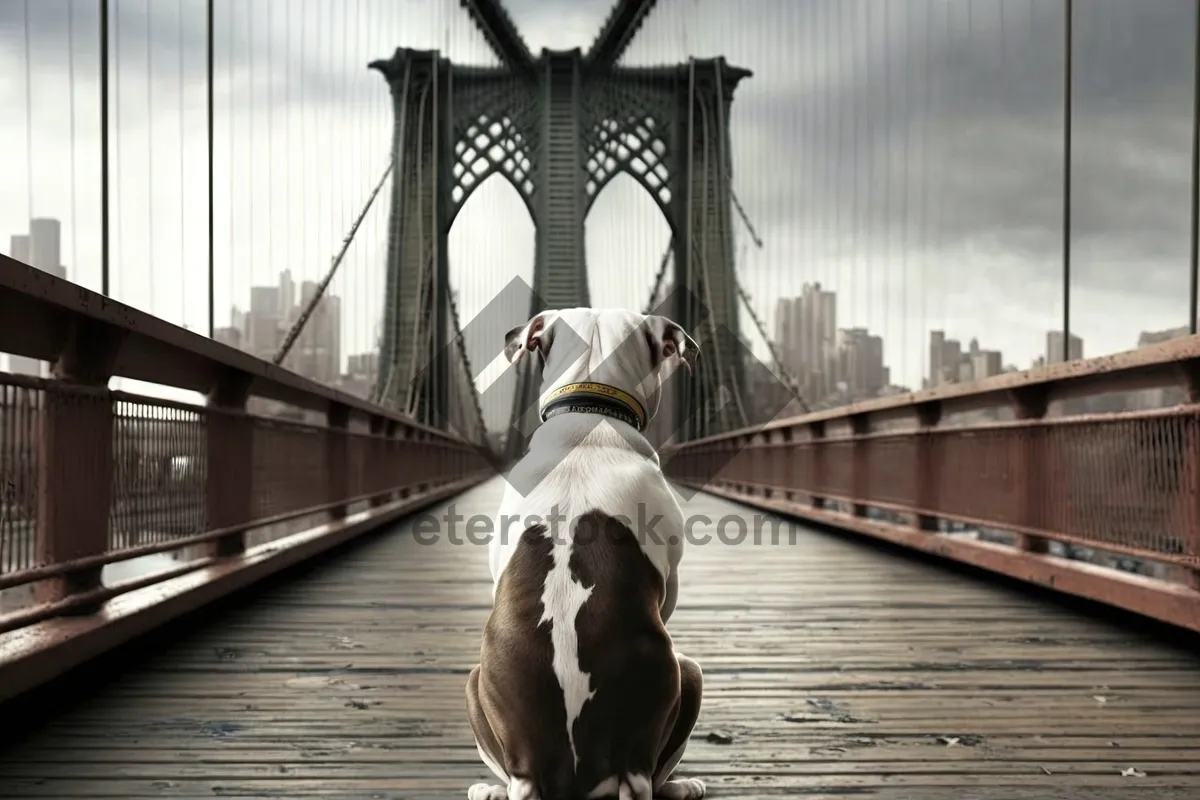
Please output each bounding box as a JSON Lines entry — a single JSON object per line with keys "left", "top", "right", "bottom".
{"left": 479, "top": 512, "right": 679, "bottom": 798}
{"left": 470, "top": 307, "right": 704, "bottom": 799}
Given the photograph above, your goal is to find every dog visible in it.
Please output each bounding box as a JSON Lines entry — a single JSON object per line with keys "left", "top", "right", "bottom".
{"left": 465, "top": 308, "right": 706, "bottom": 800}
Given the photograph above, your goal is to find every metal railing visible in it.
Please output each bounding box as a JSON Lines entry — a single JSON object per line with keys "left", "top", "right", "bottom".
{"left": 0, "top": 255, "right": 493, "bottom": 702}
{"left": 663, "top": 337, "right": 1200, "bottom": 633}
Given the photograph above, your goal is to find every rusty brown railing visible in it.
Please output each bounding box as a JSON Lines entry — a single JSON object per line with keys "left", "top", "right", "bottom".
{"left": 663, "top": 336, "right": 1200, "bottom": 633}
{"left": 0, "top": 255, "right": 493, "bottom": 702}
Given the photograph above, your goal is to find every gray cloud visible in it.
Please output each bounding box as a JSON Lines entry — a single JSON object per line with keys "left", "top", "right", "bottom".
{"left": 729, "top": 0, "right": 1196, "bottom": 306}
{"left": 3, "top": 0, "right": 1197, "bottom": 384}
{"left": 2, "top": 1, "right": 236, "bottom": 85}
{"left": 0, "top": 0, "right": 499, "bottom": 111}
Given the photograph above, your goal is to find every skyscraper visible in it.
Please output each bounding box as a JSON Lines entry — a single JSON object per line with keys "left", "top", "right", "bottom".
{"left": 1045, "top": 331, "right": 1083, "bottom": 364}
{"left": 775, "top": 283, "right": 838, "bottom": 402}
{"left": 6, "top": 219, "right": 66, "bottom": 376}
{"left": 10, "top": 235, "right": 30, "bottom": 264}
{"left": 247, "top": 285, "right": 282, "bottom": 358}
{"left": 28, "top": 218, "right": 63, "bottom": 277}
{"left": 928, "top": 330, "right": 964, "bottom": 386}
{"left": 836, "top": 327, "right": 886, "bottom": 400}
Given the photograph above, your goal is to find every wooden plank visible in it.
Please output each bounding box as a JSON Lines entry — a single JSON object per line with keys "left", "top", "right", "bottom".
{"left": 0, "top": 478, "right": 1198, "bottom": 798}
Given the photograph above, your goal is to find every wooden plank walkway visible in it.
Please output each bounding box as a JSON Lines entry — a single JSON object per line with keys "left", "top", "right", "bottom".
{"left": 1, "top": 477, "right": 1199, "bottom": 798}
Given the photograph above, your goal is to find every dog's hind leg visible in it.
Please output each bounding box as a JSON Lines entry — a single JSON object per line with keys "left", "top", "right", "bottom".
{"left": 466, "top": 666, "right": 510, "bottom": 800}
{"left": 652, "top": 655, "right": 705, "bottom": 799}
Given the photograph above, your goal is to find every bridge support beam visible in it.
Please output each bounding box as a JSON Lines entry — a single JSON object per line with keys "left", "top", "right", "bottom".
{"left": 371, "top": 50, "right": 452, "bottom": 429}
{"left": 669, "top": 57, "right": 749, "bottom": 440}
{"left": 503, "top": 50, "right": 597, "bottom": 463}
{"left": 371, "top": 47, "right": 753, "bottom": 458}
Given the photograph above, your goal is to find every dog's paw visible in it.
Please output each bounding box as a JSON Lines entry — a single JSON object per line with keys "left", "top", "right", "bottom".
{"left": 656, "top": 777, "right": 706, "bottom": 799}
{"left": 467, "top": 783, "right": 508, "bottom": 800}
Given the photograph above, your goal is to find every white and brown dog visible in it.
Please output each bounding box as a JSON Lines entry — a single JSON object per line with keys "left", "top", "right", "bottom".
{"left": 466, "top": 308, "right": 705, "bottom": 800}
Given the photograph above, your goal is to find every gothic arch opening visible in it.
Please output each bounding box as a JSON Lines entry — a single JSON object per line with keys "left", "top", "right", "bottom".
{"left": 448, "top": 112, "right": 536, "bottom": 228}
{"left": 448, "top": 172, "right": 535, "bottom": 436}
{"left": 584, "top": 114, "right": 676, "bottom": 239}
{"left": 585, "top": 172, "right": 673, "bottom": 311}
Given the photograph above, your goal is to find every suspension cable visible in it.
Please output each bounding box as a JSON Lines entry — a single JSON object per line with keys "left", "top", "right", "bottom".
{"left": 736, "top": 280, "right": 809, "bottom": 413}
{"left": 372, "top": 57, "right": 414, "bottom": 405}
{"left": 643, "top": 243, "right": 674, "bottom": 314}
{"left": 730, "top": 188, "right": 762, "bottom": 248}
{"left": 447, "top": 288, "right": 487, "bottom": 443}
{"left": 722, "top": 144, "right": 808, "bottom": 412}
{"left": 272, "top": 159, "right": 395, "bottom": 365}
{"left": 401, "top": 79, "right": 434, "bottom": 415}
{"left": 694, "top": 82, "right": 745, "bottom": 433}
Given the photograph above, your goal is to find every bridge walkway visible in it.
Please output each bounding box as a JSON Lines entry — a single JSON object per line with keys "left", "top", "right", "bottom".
{"left": 1, "top": 479, "right": 1198, "bottom": 799}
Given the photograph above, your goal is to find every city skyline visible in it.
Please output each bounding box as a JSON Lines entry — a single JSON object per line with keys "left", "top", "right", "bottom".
{"left": 4, "top": 214, "right": 1185, "bottom": 421}
{"left": 2, "top": 1, "right": 1199, "bottom": 399}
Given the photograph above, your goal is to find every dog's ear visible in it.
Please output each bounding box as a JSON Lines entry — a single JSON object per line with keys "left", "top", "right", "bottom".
{"left": 504, "top": 311, "right": 558, "bottom": 364}
{"left": 644, "top": 315, "right": 699, "bottom": 375}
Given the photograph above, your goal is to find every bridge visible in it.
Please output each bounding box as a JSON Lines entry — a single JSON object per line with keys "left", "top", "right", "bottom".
{"left": 1, "top": 0, "right": 1199, "bottom": 796}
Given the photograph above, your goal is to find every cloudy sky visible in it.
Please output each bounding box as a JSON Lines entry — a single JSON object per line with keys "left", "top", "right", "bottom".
{"left": 1, "top": 0, "right": 1197, "bottom": 414}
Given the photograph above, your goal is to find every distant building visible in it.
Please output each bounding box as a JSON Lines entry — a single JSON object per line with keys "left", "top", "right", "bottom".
{"left": 970, "top": 350, "right": 1003, "bottom": 381}
{"left": 1045, "top": 330, "right": 1083, "bottom": 364}
{"left": 222, "top": 270, "right": 344, "bottom": 410}
{"left": 1137, "top": 325, "right": 1190, "bottom": 348}
{"left": 10, "top": 234, "right": 30, "bottom": 264}
{"left": 339, "top": 352, "right": 380, "bottom": 399}
{"left": 28, "top": 218, "right": 62, "bottom": 274}
{"left": 5, "top": 219, "right": 66, "bottom": 377}
{"left": 928, "top": 330, "right": 1004, "bottom": 386}
{"left": 775, "top": 283, "right": 837, "bottom": 403}
{"left": 1128, "top": 325, "right": 1191, "bottom": 410}
{"left": 836, "top": 327, "right": 886, "bottom": 400}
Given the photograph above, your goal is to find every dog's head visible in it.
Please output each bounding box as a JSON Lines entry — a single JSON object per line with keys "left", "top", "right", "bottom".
{"left": 503, "top": 307, "right": 699, "bottom": 429}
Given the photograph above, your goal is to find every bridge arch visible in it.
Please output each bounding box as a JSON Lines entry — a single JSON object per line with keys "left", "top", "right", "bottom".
{"left": 584, "top": 115, "right": 678, "bottom": 241}
{"left": 586, "top": 171, "right": 673, "bottom": 310}
{"left": 447, "top": 113, "right": 536, "bottom": 230}
{"left": 448, "top": 171, "right": 534, "bottom": 434}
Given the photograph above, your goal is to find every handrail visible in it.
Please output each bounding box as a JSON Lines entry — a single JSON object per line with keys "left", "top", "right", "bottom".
{"left": 0, "top": 254, "right": 456, "bottom": 439}
{"left": 0, "top": 256, "right": 494, "bottom": 704}
{"left": 663, "top": 335, "right": 1200, "bottom": 633}
{"left": 669, "top": 332, "right": 1200, "bottom": 448}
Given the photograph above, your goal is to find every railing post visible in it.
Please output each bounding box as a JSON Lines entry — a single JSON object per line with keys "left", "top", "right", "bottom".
{"left": 1176, "top": 362, "right": 1200, "bottom": 590}
{"left": 779, "top": 428, "right": 793, "bottom": 502}
{"left": 810, "top": 420, "right": 826, "bottom": 509}
{"left": 205, "top": 372, "right": 253, "bottom": 558}
{"left": 387, "top": 420, "right": 404, "bottom": 500}
{"left": 35, "top": 320, "right": 125, "bottom": 607}
{"left": 327, "top": 403, "right": 350, "bottom": 521}
{"left": 368, "top": 414, "right": 387, "bottom": 508}
{"left": 850, "top": 413, "right": 869, "bottom": 518}
{"left": 416, "top": 432, "right": 430, "bottom": 494}
{"left": 913, "top": 401, "right": 943, "bottom": 532}
{"left": 1010, "top": 387, "right": 1049, "bottom": 553}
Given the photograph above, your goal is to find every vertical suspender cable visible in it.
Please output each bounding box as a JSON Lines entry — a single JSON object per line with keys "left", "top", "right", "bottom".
{"left": 100, "top": 0, "right": 112, "bottom": 296}
{"left": 1061, "top": 0, "right": 1073, "bottom": 360}
{"left": 1189, "top": 0, "right": 1200, "bottom": 333}
{"left": 206, "top": 0, "right": 215, "bottom": 336}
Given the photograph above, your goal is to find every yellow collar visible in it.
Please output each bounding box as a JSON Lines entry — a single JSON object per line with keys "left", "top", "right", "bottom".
{"left": 539, "top": 381, "right": 648, "bottom": 431}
